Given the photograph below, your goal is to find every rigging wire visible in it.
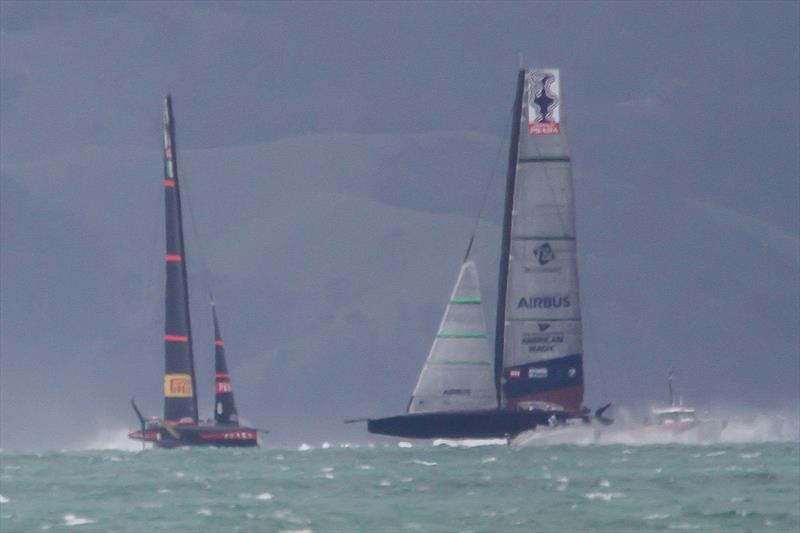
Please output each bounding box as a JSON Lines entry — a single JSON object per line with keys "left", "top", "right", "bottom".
{"left": 463, "top": 102, "right": 514, "bottom": 263}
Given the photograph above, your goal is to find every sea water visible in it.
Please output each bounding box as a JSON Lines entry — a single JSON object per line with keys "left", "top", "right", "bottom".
{"left": 1, "top": 439, "right": 798, "bottom": 532}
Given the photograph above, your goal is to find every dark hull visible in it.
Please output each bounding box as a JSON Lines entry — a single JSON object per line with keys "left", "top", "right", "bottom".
{"left": 129, "top": 425, "right": 258, "bottom": 448}
{"left": 367, "top": 409, "right": 569, "bottom": 439}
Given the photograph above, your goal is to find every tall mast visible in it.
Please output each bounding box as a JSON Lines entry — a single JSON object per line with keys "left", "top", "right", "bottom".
{"left": 494, "top": 70, "right": 526, "bottom": 408}
{"left": 162, "top": 95, "right": 199, "bottom": 424}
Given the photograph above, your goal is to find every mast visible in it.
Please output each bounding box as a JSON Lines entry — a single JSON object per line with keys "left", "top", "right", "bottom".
{"left": 494, "top": 69, "right": 526, "bottom": 408}
{"left": 162, "top": 95, "right": 199, "bottom": 424}
{"left": 212, "top": 301, "right": 240, "bottom": 426}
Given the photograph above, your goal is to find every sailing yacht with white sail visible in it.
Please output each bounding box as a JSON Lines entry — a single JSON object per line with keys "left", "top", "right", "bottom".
{"left": 367, "top": 67, "right": 610, "bottom": 439}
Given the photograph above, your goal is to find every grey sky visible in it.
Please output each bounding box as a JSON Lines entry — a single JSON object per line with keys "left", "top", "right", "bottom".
{"left": 1, "top": 1, "right": 798, "bottom": 450}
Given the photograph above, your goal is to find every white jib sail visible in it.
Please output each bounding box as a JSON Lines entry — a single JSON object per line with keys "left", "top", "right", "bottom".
{"left": 408, "top": 260, "right": 497, "bottom": 413}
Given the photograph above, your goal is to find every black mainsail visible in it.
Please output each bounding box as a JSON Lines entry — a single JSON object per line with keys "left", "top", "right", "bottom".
{"left": 367, "top": 67, "right": 609, "bottom": 439}
{"left": 129, "top": 96, "right": 258, "bottom": 448}
{"left": 162, "top": 95, "right": 199, "bottom": 426}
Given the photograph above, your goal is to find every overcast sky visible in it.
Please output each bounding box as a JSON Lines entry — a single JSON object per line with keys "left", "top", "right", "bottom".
{"left": 1, "top": 1, "right": 798, "bottom": 450}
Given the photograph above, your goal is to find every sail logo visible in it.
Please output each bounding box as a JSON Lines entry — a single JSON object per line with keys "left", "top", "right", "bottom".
{"left": 215, "top": 382, "right": 232, "bottom": 394}
{"left": 528, "top": 367, "right": 548, "bottom": 379}
{"left": 527, "top": 69, "right": 561, "bottom": 136}
{"left": 517, "top": 296, "right": 570, "bottom": 309}
{"left": 533, "top": 243, "right": 555, "bottom": 265}
{"left": 164, "top": 374, "right": 193, "bottom": 398}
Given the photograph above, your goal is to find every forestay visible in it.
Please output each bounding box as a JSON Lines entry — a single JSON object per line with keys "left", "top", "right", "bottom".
{"left": 408, "top": 261, "right": 497, "bottom": 413}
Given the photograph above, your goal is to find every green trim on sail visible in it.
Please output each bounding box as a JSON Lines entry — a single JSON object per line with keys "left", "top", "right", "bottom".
{"left": 427, "top": 360, "right": 492, "bottom": 366}
{"left": 519, "top": 155, "right": 570, "bottom": 163}
{"left": 449, "top": 298, "right": 481, "bottom": 304}
{"left": 165, "top": 161, "right": 174, "bottom": 179}
{"left": 511, "top": 235, "right": 576, "bottom": 241}
{"left": 436, "top": 332, "right": 487, "bottom": 338}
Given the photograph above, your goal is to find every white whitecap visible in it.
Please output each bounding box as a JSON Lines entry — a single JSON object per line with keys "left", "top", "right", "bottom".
{"left": 644, "top": 513, "right": 670, "bottom": 520}
{"left": 357, "top": 464, "right": 373, "bottom": 470}
{"left": 599, "top": 479, "right": 610, "bottom": 487}
{"left": 705, "top": 451, "right": 726, "bottom": 457}
{"left": 157, "top": 488, "right": 170, "bottom": 494}
{"left": 379, "top": 480, "right": 392, "bottom": 487}
{"left": 0, "top": 495, "right": 8, "bottom": 504}
{"left": 584, "top": 492, "right": 624, "bottom": 501}
{"left": 739, "top": 452, "right": 761, "bottom": 459}
{"left": 667, "top": 523, "right": 700, "bottom": 530}
{"left": 321, "top": 467, "right": 334, "bottom": 473}
{"left": 412, "top": 459, "right": 437, "bottom": 466}
{"left": 321, "top": 442, "right": 331, "bottom": 449}
{"left": 397, "top": 441, "right": 413, "bottom": 448}
{"left": 196, "top": 508, "right": 212, "bottom": 516}
{"left": 324, "top": 473, "right": 334, "bottom": 479}
{"left": 481, "top": 456, "right": 497, "bottom": 464}
{"left": 174, "top": 471, "right": 185, "bottom": 478}
{"left": 256, "top": 492, "right": 273, "bottom": 501}
{"left": 297, "top": 443, "right": 313, "bottom": 451}
{"left": 63, "top": 514, "right": 96, "bottom": 526}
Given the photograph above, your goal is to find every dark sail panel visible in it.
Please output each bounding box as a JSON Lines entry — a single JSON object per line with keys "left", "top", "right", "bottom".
{"left": 162, "top": 95, "right": 198, "bottom": 425}
{"left": 211, "top": 301, "right": 240, "bottom": 426}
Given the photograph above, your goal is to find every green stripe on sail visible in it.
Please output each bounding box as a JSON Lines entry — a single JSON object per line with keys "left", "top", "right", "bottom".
{"left": 519, "top": 156, "right": 570, "bottom": 162}
{"left": 436, "top": 332, "right": 487, "bottom": 338}
{"left": 427, "top": 360, "right": 491, "bottom": 366}
{"left": 165, "top": 161, "right": 174, "bottom": 179}
{"left": 512, "top": 235, "right": 576, "bottom": 241}
{"left": 449, "top": 298, "right": 481, "bottom": 304}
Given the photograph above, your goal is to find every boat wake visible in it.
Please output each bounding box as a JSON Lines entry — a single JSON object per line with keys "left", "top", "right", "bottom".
{"left": 77, "top": 427, "right": 144, "bottom": 452}
{"left": 513, "top": 408, "right": 798, "bottom": 447}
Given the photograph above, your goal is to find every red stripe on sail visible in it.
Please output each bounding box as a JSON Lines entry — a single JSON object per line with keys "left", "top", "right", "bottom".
{"left": 165, "top": 254, "right": 182, "bottom": 262}
{"left": 164, "top": 334, "right": 189, "bottom": 342}
{"left": 215, "top": 372, "right": 230, "bottom": 379}
{"left": 164, "top": 179, "right": 175, "bottom": 188}
{"left": 214, "top": 340, "right": 224, "bottom": 347}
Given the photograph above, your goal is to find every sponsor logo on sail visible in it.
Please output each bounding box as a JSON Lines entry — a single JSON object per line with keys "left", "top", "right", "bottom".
{"left": 529, "top": 367, "right": 548, "bottom": 378}
{"left": 509, "top": 369, "right": 521, "bottom": 379}
{"left": 533, "top": 243, "right": 555, "bottom": 265}
{"left": 522, "top": 334, "right": 564, "bottom": 353}
{"left": 517, "top": 296, "right": 571, "bottom": 309}
{"left": 215, "top": 382, "right": 232, "bottom": 394}
{"left": 164, "top": 373, "right": 193, "bottom": 398}
{"left": 538, "top": 323, "right": 551, "bottom": 332}
{"left": 443, "top": 388, "right": 471, "bottom": 396}
{"left": 527, "top": 69, "right": 561, "bottom": 135}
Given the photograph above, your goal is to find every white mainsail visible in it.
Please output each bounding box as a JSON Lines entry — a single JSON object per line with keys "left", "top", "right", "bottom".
{"left": 408, "top": 261, "right": 497, "bottom": 413}
{"left": 499, "top": 69, "right": 584, "bottom": 412}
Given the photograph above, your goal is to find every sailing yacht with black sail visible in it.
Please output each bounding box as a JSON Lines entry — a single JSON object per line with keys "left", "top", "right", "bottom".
{"left": 128, "top": 96, "right": 258, "bottom": 448}
{"left": 367, "top": 68, "right": 610, "bottom": 439}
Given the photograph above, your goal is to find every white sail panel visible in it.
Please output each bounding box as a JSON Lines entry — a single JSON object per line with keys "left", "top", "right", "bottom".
{"left": 500, "top": 68, "right": 584, "bottom": 412}
{"left": 408, "top": 261, "right": 496, "bottom": 413}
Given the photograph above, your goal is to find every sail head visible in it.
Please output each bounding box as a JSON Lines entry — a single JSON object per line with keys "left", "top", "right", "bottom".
{"left": 499, "top": 69, "right": 584, "bottom": 413}
{"left": 162, "top": 95, "right": 199, "bottom": 424}
{"left": 212, "top": 302, "right": 240, "bottom": 426}
{"left": 408, "top": 261, "right": 497, "bottom": 413}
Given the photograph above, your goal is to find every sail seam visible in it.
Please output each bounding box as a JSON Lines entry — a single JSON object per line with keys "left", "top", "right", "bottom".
{"left": 511, "top": 235, "right": 575, "bottom": 241}
{"left": 519, "top": 156, "right": 570, "bottom": 162}
{"left": 427, "top": 360, "right": 491, "bottom": 366}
